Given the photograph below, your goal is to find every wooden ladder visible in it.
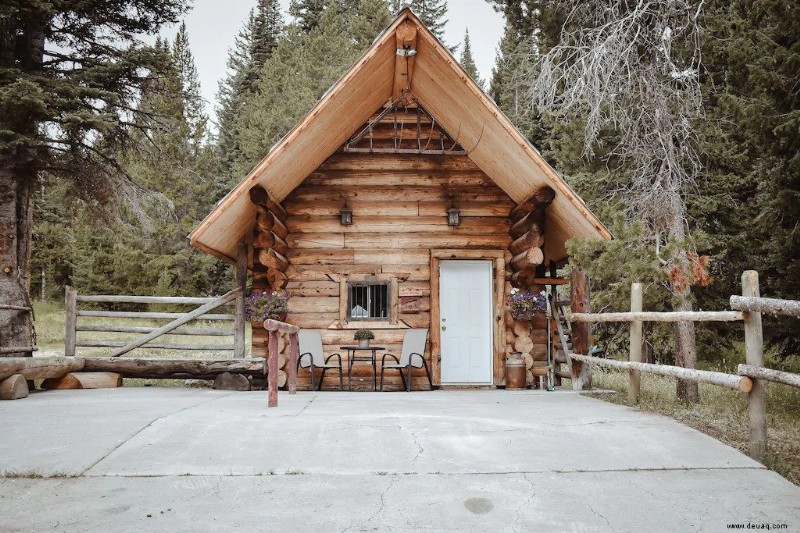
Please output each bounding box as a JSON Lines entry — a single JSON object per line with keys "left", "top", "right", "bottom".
{"left": 549, "top": 289, "right": 573, "bottom": 383}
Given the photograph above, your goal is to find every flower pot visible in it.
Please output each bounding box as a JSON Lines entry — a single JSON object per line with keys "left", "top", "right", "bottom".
{"left": 358, "top": 339, "right": 370, "bottom": 348}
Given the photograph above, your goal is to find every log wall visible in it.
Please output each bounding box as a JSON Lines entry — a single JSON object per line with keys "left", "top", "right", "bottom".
{"left": 251, "top": 152, "right": 548, "bottom": 389}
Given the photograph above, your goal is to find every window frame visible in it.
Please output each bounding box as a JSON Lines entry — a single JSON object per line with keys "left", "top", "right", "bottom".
{"left": 347, "top": 280, "right": 391, "bottom": 322}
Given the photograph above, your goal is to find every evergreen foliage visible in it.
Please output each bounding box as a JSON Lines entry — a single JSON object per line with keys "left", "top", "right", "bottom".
{"left": 409, "top": 0, "right": 448, "bottom": 40}
{"left": 459, "top": 29, "right": 484, "bottom": 89}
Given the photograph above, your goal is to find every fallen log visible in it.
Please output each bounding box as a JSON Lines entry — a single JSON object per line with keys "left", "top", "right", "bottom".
{"left": 42, "top": 372, "right": 123, "bottom": 390}
{"left": 0, "top": 357, "right": 85, "bottom": 381}
{"left": 81, "top": 358, "right": 266, "bottom": 379}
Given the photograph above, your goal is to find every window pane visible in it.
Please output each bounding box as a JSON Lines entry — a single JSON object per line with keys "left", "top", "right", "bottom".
{"left": 348, "top": 283, "right": 389, "bottom": 320}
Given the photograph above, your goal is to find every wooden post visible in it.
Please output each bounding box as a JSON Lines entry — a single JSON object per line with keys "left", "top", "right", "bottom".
{"left": 268, "top": 329, "right": 279, "bottom": 407}
{"left": 288, "top": 333, "right": 299, "bottom": 394}
{"left": 64, "top": 286, "right": 77, "bottom": 357}
{"left": 628, "top": 283, "right": 643, "bottom": 405}
{"left": 570, "top": 269, "right": 591, "bottom": 390}
{"left": 234, "top": 242, "right": 248, "bottom": 359}
{"left": 742, "top": 270, "right": 767, "bottom": 463}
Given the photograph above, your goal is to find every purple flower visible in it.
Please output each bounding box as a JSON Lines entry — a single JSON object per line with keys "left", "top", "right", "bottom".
{"left": 246, "top": 289, "right": 289, "bottom": 322}
{"left": 507, "top": 290, "right": 547, "bottom": 321}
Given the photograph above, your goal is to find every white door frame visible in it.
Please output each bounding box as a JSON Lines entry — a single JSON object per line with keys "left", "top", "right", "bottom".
{"left": 430, "top": 250, "right": 506, "bottom": 387}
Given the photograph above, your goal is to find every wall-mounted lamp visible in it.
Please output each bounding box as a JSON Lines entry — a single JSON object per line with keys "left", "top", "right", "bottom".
{"left": 340, "top": 199, "right": 353, "bottom": 226}
{"left": 447, "top": 197, "right": 460, "bottom": 227}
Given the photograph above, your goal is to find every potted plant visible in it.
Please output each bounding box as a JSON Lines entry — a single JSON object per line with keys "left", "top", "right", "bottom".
{"left": 508, "top": 288, "right": 547, "bottom": 322}
{"left": 354, "top": 329, "right": 375, "bottom": 348}
{"left": 246, "top": 289, "right": 289, "bottom": 326}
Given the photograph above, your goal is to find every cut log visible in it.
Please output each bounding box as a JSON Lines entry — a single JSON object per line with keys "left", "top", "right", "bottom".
{"left": 0, "top": 374, "right": 29, "bottom": 400}
{"left": 81, "top": 358, "right": 266, "bottom": 379}
{"left": 509, "top": 208, "right": 546, "bottom": 240}
{"left": 510, "top": 247, "right": 544, "bottom": 272}
{"left": 258, "top": 248, "right": 289, "bottom": 272}
{"left": 0, "top": 357, "right": 85, "bottom": 381}
{"left": 514, "top": 336, "right": 534, "bottom": 354}
{"left": 509, "top": 227, "right": 544, "bottom": 255}
{"left": 267, "top": 268, "right": 289, "bottom": 289}
{"left": 510, "top": 269, "right": 538, "bottom": 289}
{"left": 277, "top": 369, "right": 287, "bottom": 388}
{"left": 42, "top": 373, "right": 82, "bottom": 390}
{"left": 508, "top": 186, "right": 555, "bottom": 224}
{"left": 250, "top": 185, "right": 289, "bottom": 224}
{"left": 512, "top": 321, "right": 530, "bottom": 337}
{"left": 42, "top": 372, "right": 122, "bottom": 390}
{"left": 213, "top": 372, "right": 251, "bottom": 391}
{"left": 254, "top": 231, "right": 288, "bottom": 257}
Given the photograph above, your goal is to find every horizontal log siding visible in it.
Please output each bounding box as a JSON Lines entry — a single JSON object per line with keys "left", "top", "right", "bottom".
{"left": 254, "top": 153, "right": 523, "bottom": 390}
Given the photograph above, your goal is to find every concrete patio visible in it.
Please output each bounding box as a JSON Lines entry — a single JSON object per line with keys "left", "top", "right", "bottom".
{"left": 0, "top": 388, "right": 798, "bottom": 532}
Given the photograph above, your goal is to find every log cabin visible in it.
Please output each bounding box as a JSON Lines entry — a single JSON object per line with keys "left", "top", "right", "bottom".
{"left": 189, "top": 9, "right": 611, "bottom": 391}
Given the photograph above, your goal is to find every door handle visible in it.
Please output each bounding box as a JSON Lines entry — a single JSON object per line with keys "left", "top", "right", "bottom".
{"left": 441, "top": 326, "right": 446, "bottom": 331}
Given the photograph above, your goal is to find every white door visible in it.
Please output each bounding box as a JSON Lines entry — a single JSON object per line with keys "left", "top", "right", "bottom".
{"left": 439, "top": 260, "right": 493, "bottom": 384}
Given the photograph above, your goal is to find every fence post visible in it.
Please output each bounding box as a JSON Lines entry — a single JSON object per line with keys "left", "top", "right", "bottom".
{"left": 288, "top": 333, "right": 299, "bottom": 394}
{"left": 628, "top": 283, "right": 643, "bottom": 405}
{"left": 64, "top": 286, "right": 77, "bottom": 357}
{"left": 742, "top": 270, "right": 767, "bottom": 463}
{"left": 570, "top": 269, "right": 592, "bottom": 390}
{"left": 234, "top": 242, "right": 248, "bottom": 359}
{"left": 267, "top": 329, "right": 279, "bottom": 407}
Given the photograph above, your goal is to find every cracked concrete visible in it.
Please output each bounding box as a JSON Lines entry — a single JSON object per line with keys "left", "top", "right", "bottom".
{"left": 0, "top": 388, "right": 798, "bottom": 531}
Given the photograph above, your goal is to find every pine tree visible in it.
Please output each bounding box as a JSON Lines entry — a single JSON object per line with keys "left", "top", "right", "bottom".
{"left": 289, "top": 0, "right": 329, "bottom": 32}
{"left": 410, "top": 0, "right": 448, "bottom": 40}
{"left": 0, "top": 0, "right": 189, "bottom": 353}
{"left": 459, "top": 28, "right": 484, "bottom": 89}
{"left": 172, "top": 22, "right": 208, "bottom": 148}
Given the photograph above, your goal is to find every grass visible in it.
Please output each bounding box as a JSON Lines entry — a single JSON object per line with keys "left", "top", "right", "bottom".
{"left": 32, "top": 300, "right": 254, "bottom": 388}
{"left": 584, "top": 357, "right": 800, "bottom": 486}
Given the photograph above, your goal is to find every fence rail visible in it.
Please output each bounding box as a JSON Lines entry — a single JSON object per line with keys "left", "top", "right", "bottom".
{"left": 567, "top": 271, "right": 799, "bottom": 464}
{"left": 65, "top": 286, "right": 246, "bottom": 359}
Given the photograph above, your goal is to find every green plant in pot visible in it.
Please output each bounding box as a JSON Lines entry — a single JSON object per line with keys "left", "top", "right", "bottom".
{"left": 354, "top": 329, "right": 375, "bottom": 348}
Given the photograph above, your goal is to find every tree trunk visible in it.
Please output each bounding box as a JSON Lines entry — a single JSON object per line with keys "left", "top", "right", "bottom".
{"left": 667, "top": 196, "right": 699, "bottom": 403}
{"left": 0, "top": 19, "right": 45, "bottom": 357}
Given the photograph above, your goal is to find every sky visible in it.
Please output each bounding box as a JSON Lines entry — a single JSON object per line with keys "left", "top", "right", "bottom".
{"left": 162, "top": 1, "right": 505, "bottom": 124}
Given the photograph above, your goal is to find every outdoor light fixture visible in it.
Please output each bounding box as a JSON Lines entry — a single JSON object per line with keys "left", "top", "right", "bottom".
{"left": 447, "top": 197, "right": 460, "bottom": 227}
{"left": 340, "top": 200, "right": 353, "bottom": 226}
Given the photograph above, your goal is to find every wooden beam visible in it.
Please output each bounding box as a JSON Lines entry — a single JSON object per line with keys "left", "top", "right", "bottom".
{"left": 569, "top": 311, "right": 744, "bottom": 323}
{"left": 738, "top": 364, "right": 800, "bottom": 389}
{"left": 508, "top": 187, "right": 555, "bottom": 224}
{"left": 628, "top": 283, "right": 643, "bottom": 405}
{"left": 509, "top": 225, "right": 544, "bottom": 255}
{"left": 82, "top": 358, "right": 266, "bottom": 379}
{"left": 235, "top": 242, "right": 247, "bottom": 359}
{"left": 570, "top": 354, "right": 752, "bottom": 392}
{"left": 730, "top": 295, "right": 800, "bottom": 317}
{"left": 0, "top": 374, "right": 29, "bottom": 400}
{"left": 392, "top": 20, "right": 418, "bottom": 99}
{"left": 0, "top": 357, "right": 85, "bottom": 381}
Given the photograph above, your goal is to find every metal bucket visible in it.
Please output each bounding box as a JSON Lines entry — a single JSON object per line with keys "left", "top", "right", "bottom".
{"left": 505, "top": 357, "right": 526, "bottom": 390}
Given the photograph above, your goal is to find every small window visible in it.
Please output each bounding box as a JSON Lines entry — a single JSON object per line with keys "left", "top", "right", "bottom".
{"left": 349, "top": 282, "right": 390, "bottom": 320}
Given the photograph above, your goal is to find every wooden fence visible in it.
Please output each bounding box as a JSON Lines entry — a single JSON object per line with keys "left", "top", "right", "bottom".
{"left": 566, "top": 271, "right": 799, "bottom": 464}
{"left": 65, "top": 286, "right": 246, "bottom": 359}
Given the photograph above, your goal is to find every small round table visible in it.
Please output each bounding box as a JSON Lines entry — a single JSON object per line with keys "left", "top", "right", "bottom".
{"left": 340, "top": 346, "right": 386, "bottom": 391}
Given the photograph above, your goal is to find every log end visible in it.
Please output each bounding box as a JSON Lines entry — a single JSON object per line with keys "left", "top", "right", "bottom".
{"left": 739, "top": 376, "right": 754, "bottom": 394}
{"left": 0, "top": 374, "right": 29, "bottom": 400}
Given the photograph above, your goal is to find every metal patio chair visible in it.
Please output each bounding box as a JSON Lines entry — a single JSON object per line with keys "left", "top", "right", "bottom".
{"left": 379, "top": 328, "right": 433, "bottom": 392}
{"left": 298, "top": 330, "right": 344, "bottom": 391}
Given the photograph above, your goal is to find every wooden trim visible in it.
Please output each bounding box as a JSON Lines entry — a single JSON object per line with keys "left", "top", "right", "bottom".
{"left": 429, "top": 249, "right": 506, "bottom": 387}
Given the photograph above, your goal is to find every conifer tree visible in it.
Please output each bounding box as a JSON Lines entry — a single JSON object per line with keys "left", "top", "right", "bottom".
{"left": 289, "top": 0, "right": 329, "bottom": 32}
{"left": 459, "top": 28, "right": 484, "bottom": 89}
{"left": 172, "top": 22, "right": 208, "bottom": 148}
{"left": 0, "top": 0, "right": 189, "bottom": 353}
{"left": 410, "top": 0, "right": 448, "bottom": 40}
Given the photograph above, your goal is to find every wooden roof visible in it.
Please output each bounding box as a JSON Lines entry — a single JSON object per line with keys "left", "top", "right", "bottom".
{"left": 189, "top": 8, "right": 611, "bottom": 264}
